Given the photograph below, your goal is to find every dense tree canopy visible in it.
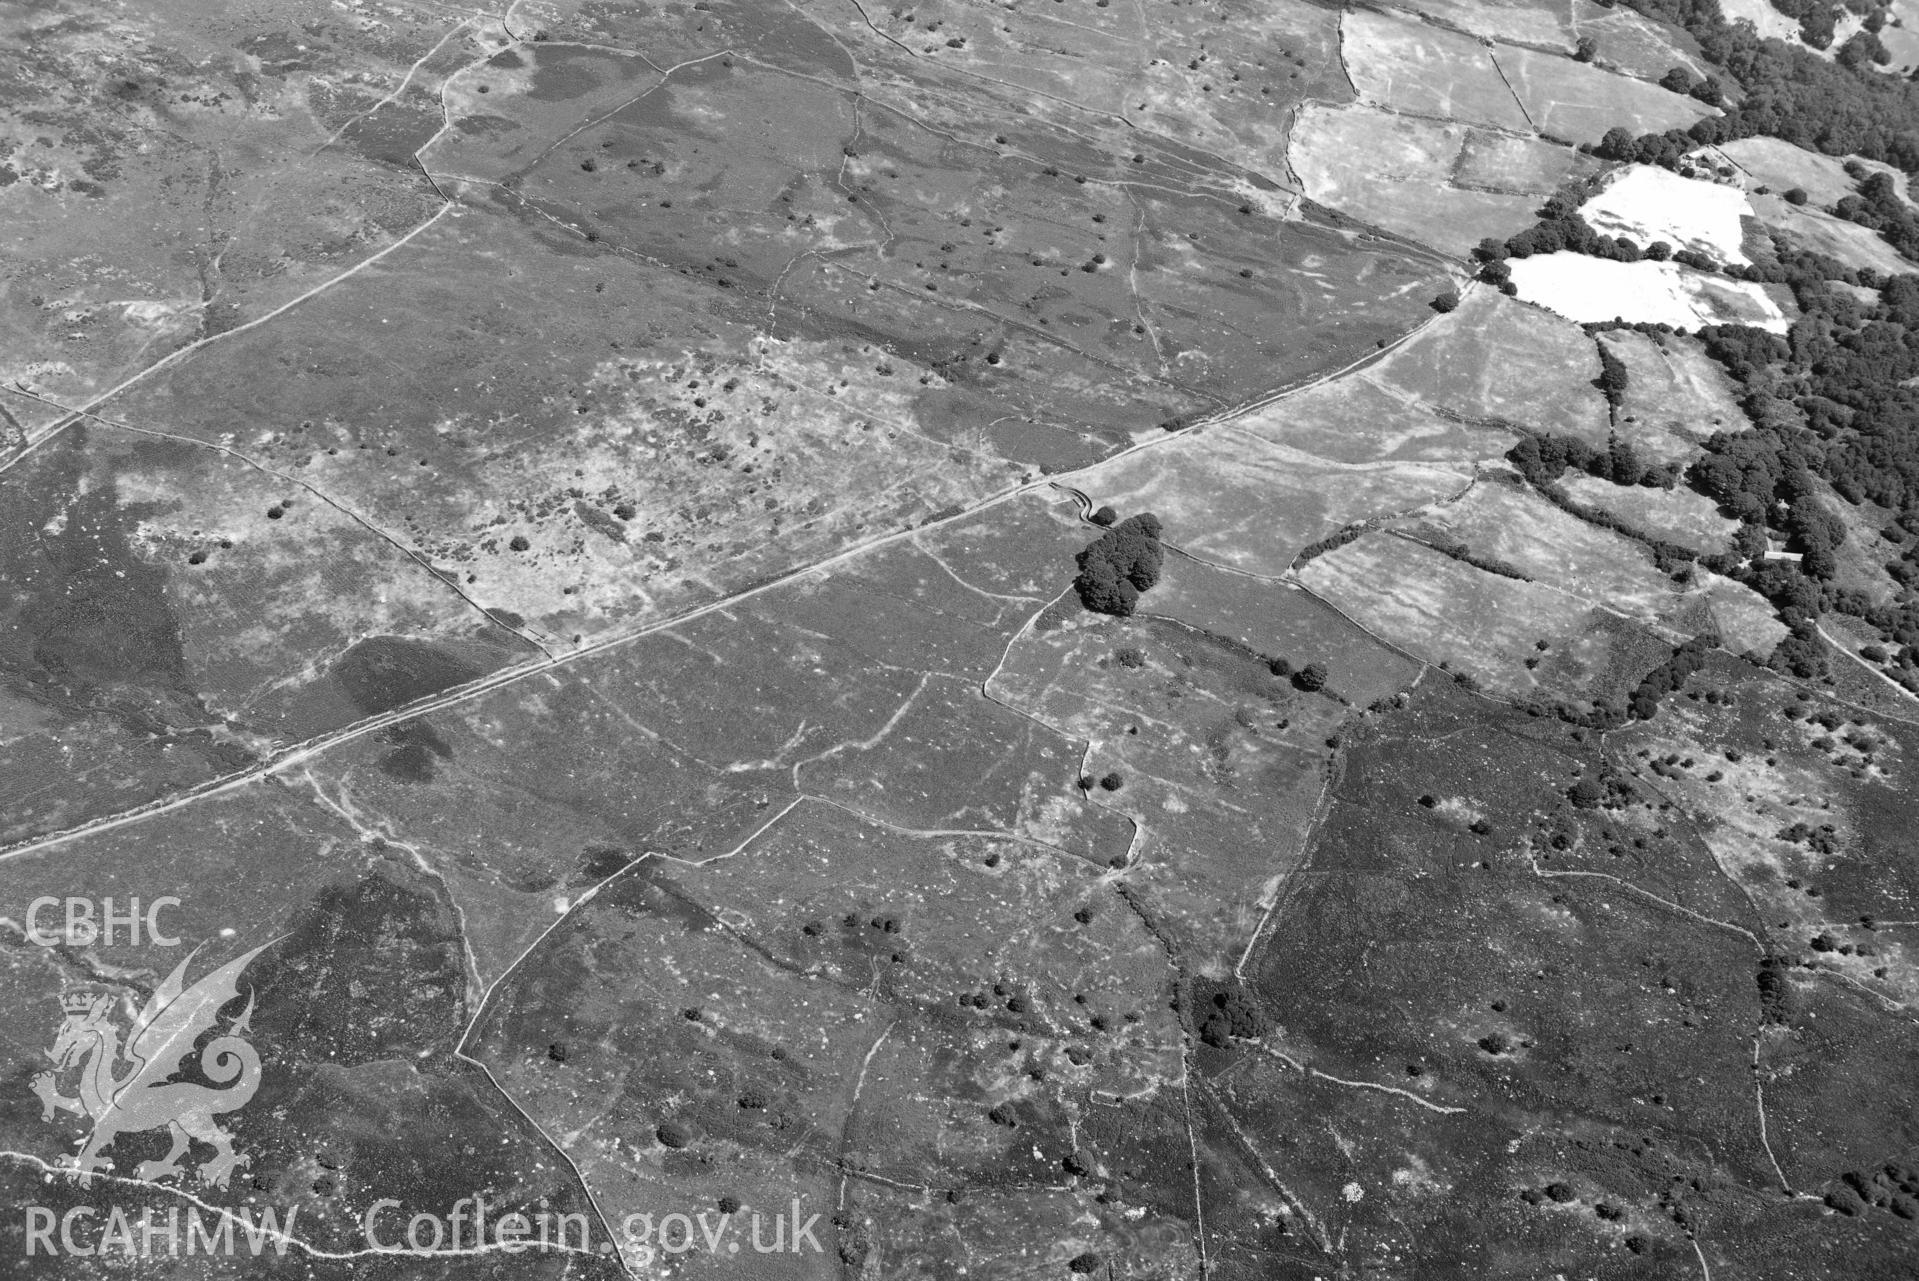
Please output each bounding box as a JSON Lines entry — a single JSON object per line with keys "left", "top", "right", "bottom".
{"left": 1074, "top": 514, "right": 1165, "bottom": 616}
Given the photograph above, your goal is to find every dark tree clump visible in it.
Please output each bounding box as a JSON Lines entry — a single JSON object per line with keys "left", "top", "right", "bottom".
{"left": 1627, "top": 634, "right": 1715, "bottom": 719}
{"left": 1595, "top": 343, "right": 1630, "bottom": 410}
{"left": 1089, "top": 504, "right": 1118, "bottom": 527}
{"left": 1292, "top": 661, "right": 1328, "bottom": 692}
{"left": 1193, "top": 979, "right": 1268, "bottom": 1047}
{"left": 1074, "top": 514, "right": 1164, "bottom": 616}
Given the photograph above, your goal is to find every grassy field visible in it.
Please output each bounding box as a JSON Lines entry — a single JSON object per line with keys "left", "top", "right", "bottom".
{"left": 1342, "top": 10, "right": 1535, "bottom": 132}
{"left": 1296, "top": 530, "right": 1666, "bottom": 701}
{"left": 1712, "top": 137, "right": 1919, "bottom": 209}
{"left": 1601, "top": 329, "right": 1751, "bottom": 457}
{"left": 1291, "top": 103, "right": 1578, "bottom": 254}
{"left": 1406, "top": 480, "right": 1687, "bottom": 618}
{"left": 1073, "top": 424, "right": 1473, "bottom": 576}
{"left": 1498, "top": 44, "right": 1717, "bottom": 143}
{"left": 1365, "top": 290, "right": 1612, "bottom": 442}
{"left": 1235, "top": 368, "right": 1521, "bottom": 464}
{"left": 1752, "top": 195, "right": 1916, "bottom": 276}
{"left": 989, "top": 606, "right": 1347, "bottom": 969}
{"left": 1559, "top": 474, "right": 1740, "bottom": 553}
{"left": 1144, "top": 552, "right": 1425, "bottom": 708}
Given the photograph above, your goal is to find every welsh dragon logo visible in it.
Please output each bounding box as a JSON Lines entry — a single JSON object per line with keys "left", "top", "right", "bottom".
{"left": 31, "top": 940, "right": 276, "bottom": 1188}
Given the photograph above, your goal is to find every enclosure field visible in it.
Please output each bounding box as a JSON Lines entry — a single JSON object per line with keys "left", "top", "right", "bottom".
{"left": 1577, "top": 2, "right": 1713, "bottom": 79}
{"left": 1600, "top": 329, "right": 1751, "bottom": 457}
{"left": 1291, "top": 103, "right": 1580, "bottom": 254}
{"left": 1752, "top": 195, "right": 1916, "bottom": 276}
{"left": 1404, "top": 479, "right": 1690, "bottom": 621}
{"left": 1341, "top": 9, "right": 1535, "bottom": 132}
{"left": 1711, "top": 136, "right": 1918, "bottom": 209}
{"left": 1235, "top": 367, "right": 1521, "bottom": 464}
{"left": 1386, "top": 0, "right": 1578, "bottom": 50}
{"left": 113, "top": 213, "right": 1051, "bottom": 645}
{"left": 1073, "top": 423, "right": 1473, "bottom": 577}
{"left": 1142, "top": 554, "right": 1426, "bottom": 709}
{"left": 989, "top": 608, "right": 1349, "bottom": 966}
{"left": 1497, "top": 43, "right": 1717, "bottom": 143}
{"left": 1558, "top": 473, "right": 1741, "bottom": 553}
{"left": 1364, "top": 289, "right": 1612, "bottom": 442}
{"left": 1297, "top": 531, "right": 1668, "bottom": 701}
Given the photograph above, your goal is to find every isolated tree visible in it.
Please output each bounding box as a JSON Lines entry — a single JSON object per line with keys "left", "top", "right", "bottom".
{"left": 1432, "top": 288, "right": 1461, "bottom": 313}
{"left": 1783, "top": 186, "right": 1810, "bottom": 206}
{"left": 1293, "top": 661, "right": 1328, "bottom": 692}
{"left": 1089, "top": 504, "right": 1117, "bottom": 526}
{"left": 1574, "top": 36, "right": 1597, "bottom": 62}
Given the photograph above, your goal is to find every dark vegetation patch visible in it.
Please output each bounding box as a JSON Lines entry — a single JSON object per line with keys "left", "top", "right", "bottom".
{"left": 1417, "top": 532, "right": 1535, "bottom": 583}
{"left": 376, "top": 716, "right": 454, "bottom": 783}
{"left": 334, "top": 636, "right": 484, "bottom": 716}
{"left": 579, "top": 843, "right": 636, "bottom": 883}
{"left": 1624, "top": 633, "right": 1716, "bottom": 720}
{"left": 5, "top": 440, "right": 187, "bottom": 690}
{"left": 223, "top": 871, "right": 610, "bottom": 1258}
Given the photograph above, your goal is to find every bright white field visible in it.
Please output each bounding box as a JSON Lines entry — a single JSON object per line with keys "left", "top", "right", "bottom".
{"left": 1718, "top": 0, "right": 1863, "bottom": 57}
{"left": 1508, "top": 253, "right": 1789, "bottom": 332}
{"left": 1716, "top": 0, "right": 1801, "bottom": 40}
{"left": 1580, "top": 165, "right": 1755, "bottom": 264}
